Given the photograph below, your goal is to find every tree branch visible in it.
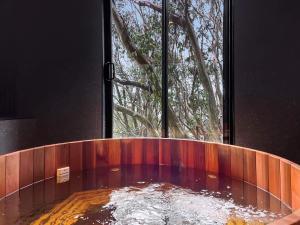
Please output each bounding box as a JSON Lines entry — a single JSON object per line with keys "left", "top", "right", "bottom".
{"left": 114, "top": 78, "right": 153, "bottom": 93}
{"left": 112, "top": 5, "right": 153, "bottom": 66}
{"left": 113, "top": 3, "right": 186, "bottom": 138}
{"left": 135, "top": 0, "right": 221, "bottom": 136}
{"left": 133, "top": 0, "right": 186, "bottom": 26}
{"left": 115, "top": 104, "right": 159, "bottom": 136}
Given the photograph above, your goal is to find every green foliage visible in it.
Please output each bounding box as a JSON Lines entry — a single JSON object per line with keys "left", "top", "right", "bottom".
{"left": 112, "top": 0, "right": 223, "bottom": 141}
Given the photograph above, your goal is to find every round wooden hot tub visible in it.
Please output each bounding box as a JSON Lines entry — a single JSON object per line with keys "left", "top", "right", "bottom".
{"left": 0, "top": 138, "right": 299, "bottom": 224}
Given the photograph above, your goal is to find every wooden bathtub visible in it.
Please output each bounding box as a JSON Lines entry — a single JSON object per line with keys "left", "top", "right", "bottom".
{"left": 0, "top": 138, "right": 299, "bottom": 224}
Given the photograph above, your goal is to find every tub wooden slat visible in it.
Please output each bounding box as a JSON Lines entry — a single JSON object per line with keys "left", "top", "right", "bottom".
{"left": 186, "top": 141, "right": 195, "bottom": 168}
{"left": 179, "top": 140, "right": 199, "bottom": 169}
{"left": 0, "top": 155, "right": 6, "bottom": 198}
{"left": 179, "top": 140, "right": 189, "bottom": 168}
{"left": 34, "top": 147, "right": 45, "bottom": 182}
{"left": 144, "top": 139, "right": 159, "bottom": 165}
{"left": 206, "top": 171, "right": 219, "bottom": 191}
{"left": 257, "top": 188, "right": 270, "bottom": 210}
{"left": 230, "top": 146, "right": 244, "bottom": 180}
{"left": 95, "top": 140, "right": 120, "bottom": 167}
{"left": 83, "top": 141, "right": 96, "bottom": 170}
{"left": 120, "top": 139, "right": 136, "bottom": 165}
{"left": 269, "top": 209, "right": 300, "bottom": 225}
{"left": 55, "top": 144, "right": 70, "bottom": 169}
{"left": 243, "top": 150, "right": 256, "bottom": 185}
{"left": 95, "top": 140, "right": 107, "bottom": 167}
{"left": 120, "top": 139, "right": 130, "bottom": 165}
{"left": 193, "top": 141, "right": 205, "bottom": 170}
{"left": 45, "top": 179, "right": 55, "bottom": 204}
{"left": 171, "top": 140, "right": 180, "bottom": 167}
{"left": 256, "top": 152, "right": 269, "bottom": 191}
{"left": 162, "top": 140, "right": 174, "bottom": 167}
{"left": 291, "top": 165, "right": 300, "bottom": 209}
{"left": 55, "top": 180, "right": 70, "bottom": 200}
{"left": 131, "top": 139, "right": 143, "bottom": 164}
{"left": 34, "top": 182, "right": 45, "bottom": 206}
{"left": 159, "top": 139, "right": 180, "bottom": 167}
{"left": 5, "top": 152, "right": 20, "bottom": 195}
{"left": 244, "top": 182, "right": 257, "bottom": 206}
{"left": 44, "top": 146, "right": 56, "bottom": 179}
{"left": 20, "top": 150, "right": 34, "bottom": 188}
{"left": 70, "top": 142, "right": 83, "bottom": 172}
{"left": 107, "top": 139, "right": 121, "bottom": 166}
{"left": 270, "top": 194, "right": 281, "bottom": 214}
{"left": 218, "top": 144, "right": 231, "bottom": 177}
{"left": 280, "top": 161, "right": 292, "bottom": 207}
{"left": 205, "top": 143, "right": 219, "bottom": 174}
{"left": 269, "top": 156, "right": 281, "bottom": 199}
{"left": 19, "top": 185, "right": 34, "bottom": 215}
{"left": 231, "top": 179, "right": 244, "bottom": 203}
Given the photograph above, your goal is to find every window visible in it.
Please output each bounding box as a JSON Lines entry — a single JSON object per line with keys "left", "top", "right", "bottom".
{"left": 112, "top": 0, "right": 162, "bottom": 137}
{"left": 168, "top": 0, "right": 223, "bottom": 141}
{"left": 109, "top": 0, "right": 226, "bottom": 142}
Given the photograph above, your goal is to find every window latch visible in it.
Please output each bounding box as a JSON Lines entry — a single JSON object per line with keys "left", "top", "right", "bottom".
{"left": 104, "top": 62, "right": 115, "bottom": 81}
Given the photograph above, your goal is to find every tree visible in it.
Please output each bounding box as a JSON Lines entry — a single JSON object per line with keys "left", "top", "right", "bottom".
{"left": 112, "top": 0, "right": 223, "bottom": 141}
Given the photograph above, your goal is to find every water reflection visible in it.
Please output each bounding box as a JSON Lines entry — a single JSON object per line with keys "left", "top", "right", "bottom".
{"left": 0, "top": 165, "right": 291, "bottom": 225}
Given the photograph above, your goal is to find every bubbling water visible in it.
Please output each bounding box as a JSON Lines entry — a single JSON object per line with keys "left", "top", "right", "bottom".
{"left": 0, "top": 166, "right": 290, "bottom": 225}
{"left": 77, "top": 183, "right": 282, "bottom": 225}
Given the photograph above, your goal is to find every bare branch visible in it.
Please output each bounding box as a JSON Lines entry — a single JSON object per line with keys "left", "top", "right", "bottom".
{"left": 115, "top": 104, "right": 159, "bottom": 136}
{"left": 135, "top": 0, "right": 221, "bottom": 136}
{"left": 133, "top": 0, "right": 186, "bottom": 26}
{"left": 112, "top": 5, "right": 153, "bottom": 66}
{"left": 113, "top": 3, "right": 188, "bottom": 138}
{"left": 114, "top": 78, "right": 153, "bottom": 93}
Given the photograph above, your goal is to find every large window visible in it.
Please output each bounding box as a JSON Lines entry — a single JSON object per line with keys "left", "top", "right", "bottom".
{"left": 168, "top": 0, "right": 223, "bottom": 141}
{"left": 111, "top": 0, "right": 224, "bottom": 142}
{"left": 112, "top": 0, "right": 162, "bottom": 137}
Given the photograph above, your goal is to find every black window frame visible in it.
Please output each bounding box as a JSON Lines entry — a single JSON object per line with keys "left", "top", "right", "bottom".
{"left": 102, "top": 0, "right": 234, "bottom": 144}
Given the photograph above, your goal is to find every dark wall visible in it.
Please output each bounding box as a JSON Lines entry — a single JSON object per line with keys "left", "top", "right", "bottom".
{"left": 2, "top": 0, "right": 300, "bottom": 162}
{"left": 0, "top": 119, "right": 36, "bottom": 153}
{"left": 234, "top": 0, "right": 300, "bottom": 162}
{"left": 0, "top": 0, "right": 104, "bottom": 153}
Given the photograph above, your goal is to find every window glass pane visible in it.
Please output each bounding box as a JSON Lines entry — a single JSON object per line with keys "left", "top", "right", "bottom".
{"left": 112, "top": 0, "right": 162, "bottom": 137}
{"left": 168, "top": 0, "right": 223, "bottom": 142}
